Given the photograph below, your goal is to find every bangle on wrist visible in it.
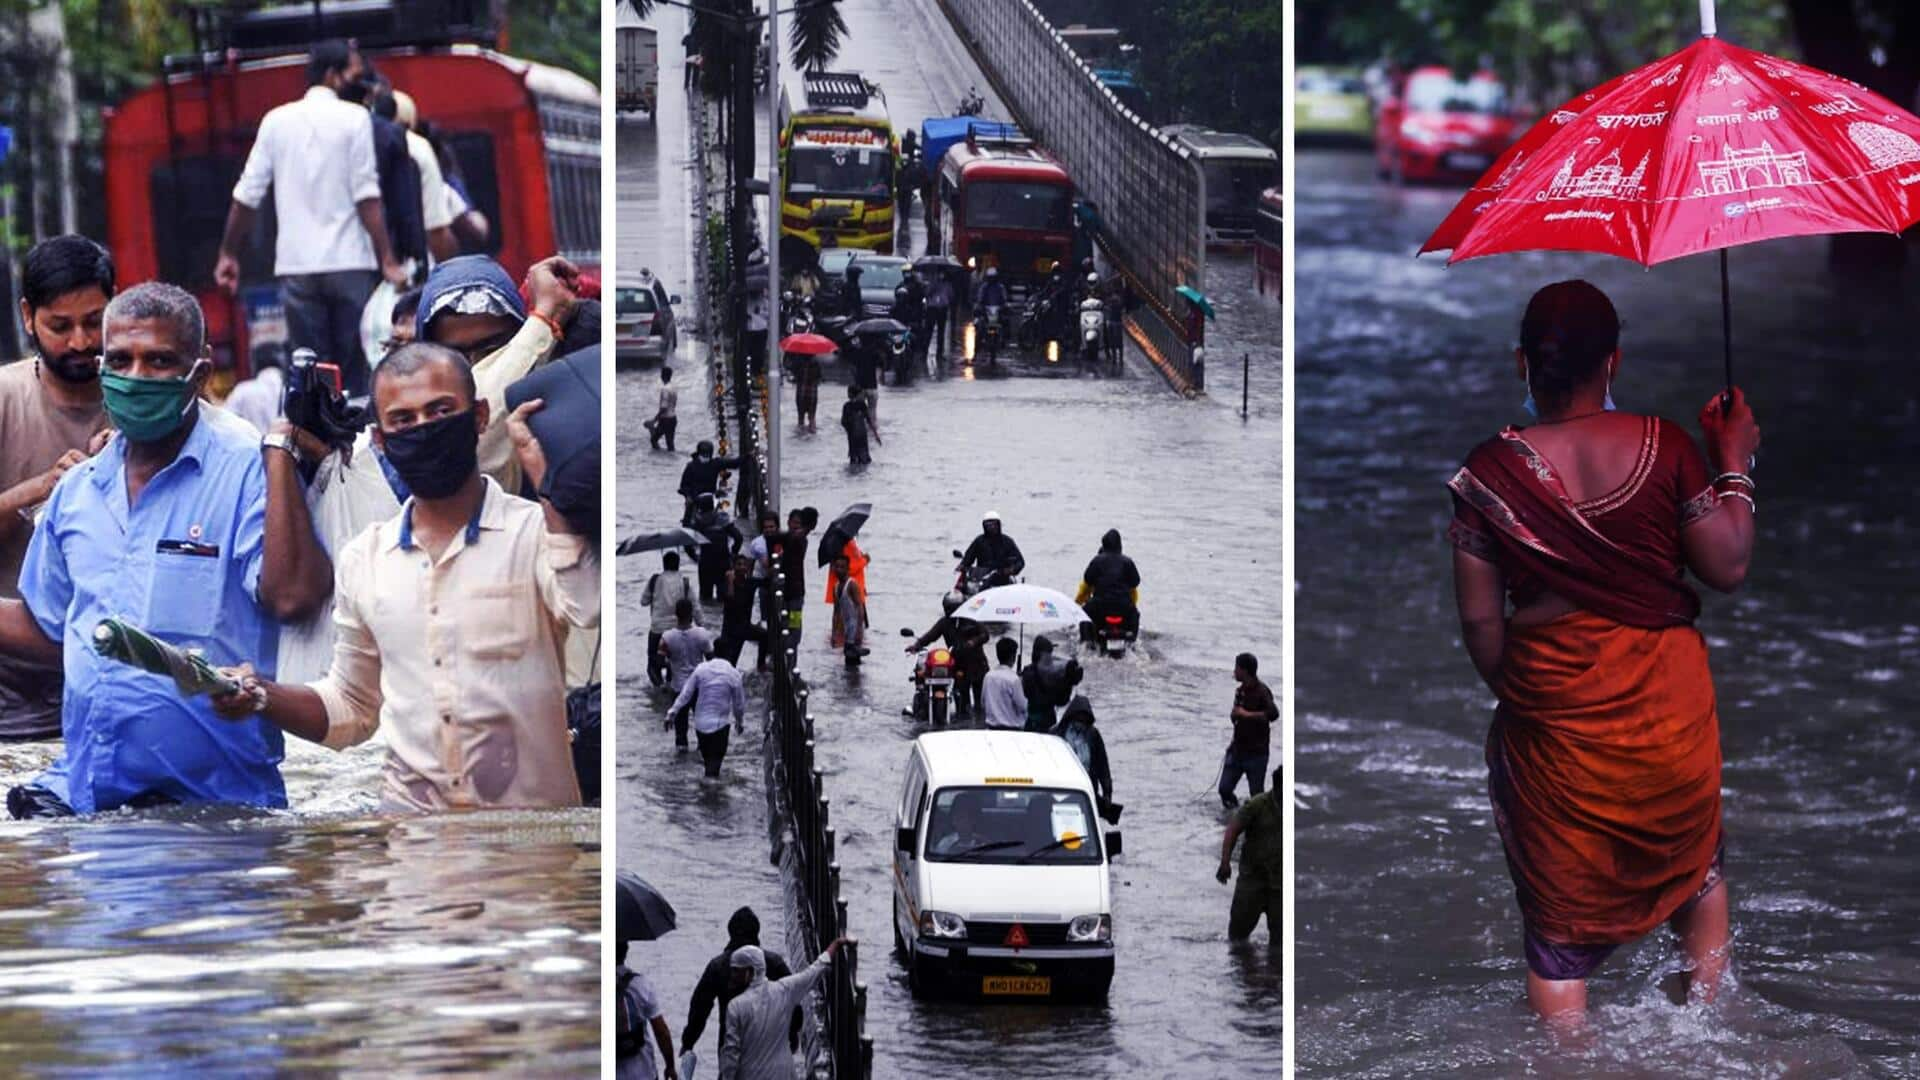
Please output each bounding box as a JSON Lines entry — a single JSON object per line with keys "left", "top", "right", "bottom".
{"left": 529, "top": 310, "right": 565, "bottom": 338}
{"left": 1712, "top": 471, "right": 1754, "bottom": 491}
{"left": 1721, "top": 489, "right": 1755, "bottom": 514}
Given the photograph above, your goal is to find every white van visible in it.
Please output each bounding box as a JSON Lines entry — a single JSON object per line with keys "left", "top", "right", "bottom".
{"left": 891, "top": 730, "right": 1121, "bottom": 1001}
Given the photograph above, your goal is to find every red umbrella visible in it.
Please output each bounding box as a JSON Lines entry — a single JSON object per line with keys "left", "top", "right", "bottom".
{"left": 778, "top": 332, "right": 838, "bottom": 356}
{"left": 1422, "top": 9, "right": 1920, "bottom": 393}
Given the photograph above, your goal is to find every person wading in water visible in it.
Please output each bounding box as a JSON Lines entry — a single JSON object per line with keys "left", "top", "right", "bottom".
{"left": 1446, "top": 279, "right": 1760, "bottom": 1026}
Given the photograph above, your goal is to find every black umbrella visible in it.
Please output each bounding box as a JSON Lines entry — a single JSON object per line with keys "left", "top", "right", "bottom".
{"left": 846, "top": 317, "right": 909, "bottom": 338}
{"left": 816, "top": 501, "right": 872, "bottom": 566}
{"left": 616, "top": 526, "right": 707, "bottom": 557}
{"left": 615, "top": 870, "right": 677, "bottom": 944}
{"left": 912, "top": 254, "right": 963, "bottom": 271}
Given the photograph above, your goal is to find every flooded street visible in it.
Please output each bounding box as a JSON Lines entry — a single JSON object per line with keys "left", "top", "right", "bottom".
{"left": 1294, "top": 148, "right": 1920, "bottom": 1077}
{"left": 618, "top": 1, "right": 1282, "bottom": 1074}
{"left": 0, "top": 771, "right": 600, "bottom": 1071}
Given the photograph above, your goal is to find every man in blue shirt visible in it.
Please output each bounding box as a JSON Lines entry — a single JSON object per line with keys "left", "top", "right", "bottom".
{"left": 0, "top": 282, "right": 333, "bottom": 816}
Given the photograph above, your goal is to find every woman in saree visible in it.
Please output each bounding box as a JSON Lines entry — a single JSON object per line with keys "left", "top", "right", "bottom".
{"left": 1447, "top": 280, "right": 1760, "bottom": 1023}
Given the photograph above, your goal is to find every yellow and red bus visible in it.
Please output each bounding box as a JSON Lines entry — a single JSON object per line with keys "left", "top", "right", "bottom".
{"left": 777, "top": 70, "right": 897, "bottom": 256}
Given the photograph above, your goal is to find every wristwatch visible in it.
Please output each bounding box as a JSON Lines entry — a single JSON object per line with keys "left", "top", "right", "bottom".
{"left": 262, "top": 432, "right": 306, "bottom": 463}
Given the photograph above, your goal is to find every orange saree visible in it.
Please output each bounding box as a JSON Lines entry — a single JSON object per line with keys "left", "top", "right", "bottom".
{"left": 1450, "top": 419, "right": 1725, "bottom": 951}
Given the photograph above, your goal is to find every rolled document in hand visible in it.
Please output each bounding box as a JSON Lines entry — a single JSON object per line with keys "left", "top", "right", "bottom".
{"left": 91, "top": 617, "right": 242, "bottom": 697}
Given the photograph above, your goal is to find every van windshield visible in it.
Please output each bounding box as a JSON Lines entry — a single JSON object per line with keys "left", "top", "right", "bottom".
{"left": 924, "top": 786, "right": 1103, "bottom": 864}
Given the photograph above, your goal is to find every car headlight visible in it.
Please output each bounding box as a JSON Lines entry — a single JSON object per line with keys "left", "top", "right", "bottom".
{"left": 920, "top": 910, "right": 967, "bottom": 939}
{"left": 1066, "top": 914, "right": 1111, "bottom": 943}
{"left": 1399, "top": 120, "right": 1438, "bottom": 144}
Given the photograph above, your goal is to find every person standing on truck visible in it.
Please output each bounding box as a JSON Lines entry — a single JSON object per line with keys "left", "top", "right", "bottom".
{"left": 216, "top": 39, "right": 408, "bottom": 397}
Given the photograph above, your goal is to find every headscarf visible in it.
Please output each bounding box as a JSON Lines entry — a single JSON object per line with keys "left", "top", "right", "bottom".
{"left": 729, "top": 944, "right": 768, "bottom": 985}
{"left": 417, "top": 255, "right": 527, "bottom": 338}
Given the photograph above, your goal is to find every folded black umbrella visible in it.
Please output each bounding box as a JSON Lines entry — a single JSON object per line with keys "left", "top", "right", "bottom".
{"left": 615, "top": 870, "right": 676, "bottom": 944}
{"left": 616, "top": 526, "right": 707, "bottom": 556}
{"left": 506, "top": 344, "right": 600, "bottom": 537}
{"left": 816, "top": 501, "right": 872, "bottom": 566}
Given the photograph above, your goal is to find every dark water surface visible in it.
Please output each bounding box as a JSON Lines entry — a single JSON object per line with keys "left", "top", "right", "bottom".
{"left": 618, "top": 1, "right": 1284, "bottom": 1075}
{"left": 1295, "top": 148, "right": 1920, "bottom": 1077}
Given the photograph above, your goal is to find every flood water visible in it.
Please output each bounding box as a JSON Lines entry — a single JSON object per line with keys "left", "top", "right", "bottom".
{"left": 1294, "top": 148, "right": 1920, "bottom": 1077}
{"left": 0, "top": 742, "right": 601, "bottom": 1072}
{"left": 618, "top": 1, "right": 1283, "bottom": 1075}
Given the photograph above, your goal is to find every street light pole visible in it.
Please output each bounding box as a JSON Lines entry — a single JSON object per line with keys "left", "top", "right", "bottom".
{"left": 765, "top": 0, "right": 783, "bottom": 515}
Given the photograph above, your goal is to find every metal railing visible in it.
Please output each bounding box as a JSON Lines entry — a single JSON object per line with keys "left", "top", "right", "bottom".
{"left": 748, "top": 420, "right": 872, "bottom": 1078}
{"left": 936, "top": 0, "right": 1207, "bottom": 392}
{"left": 690, "top": 62, "right": 870, "bottom": 1080}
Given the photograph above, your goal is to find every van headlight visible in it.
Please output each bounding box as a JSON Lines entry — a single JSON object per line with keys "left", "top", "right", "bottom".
{"left": 1066, "top": 914, "right": 1111, "bottom": 943}
{"left": 920, "top": 910, "right": 967, "bottom": 939}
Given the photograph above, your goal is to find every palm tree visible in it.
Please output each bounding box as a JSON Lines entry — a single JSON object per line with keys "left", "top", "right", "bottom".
{"left": 787, "top": 0, "right": 847, "bottom": 73}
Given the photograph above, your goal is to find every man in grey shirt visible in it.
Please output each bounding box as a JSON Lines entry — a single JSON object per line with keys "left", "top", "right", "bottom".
{"left": 660, "top": 598, "right": 717, "bottom": 750}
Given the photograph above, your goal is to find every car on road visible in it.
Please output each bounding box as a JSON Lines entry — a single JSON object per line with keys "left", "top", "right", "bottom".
{"left": 615, "top": 271, "right": 680, "bottom": 366}
{"left": 848, "top": 254, "right": 911, "bottom": 317}
{"left": 1374, "top": 66, "right": 1517, "bottom": 183}
{"left": 1295, "top": 66, "right": 1372, "bottom": 145}
{"left": 892, "top": 730, "right": 1120, "bottom": 1002}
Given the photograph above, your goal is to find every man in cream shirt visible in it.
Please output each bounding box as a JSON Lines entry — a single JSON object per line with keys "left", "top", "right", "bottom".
{"left": 215, "top": 342, "right": 598, "bottom": 810}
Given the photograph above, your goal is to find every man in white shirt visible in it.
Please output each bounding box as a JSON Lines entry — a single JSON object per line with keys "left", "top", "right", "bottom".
{"left": 642, "top": 551, "right": 699, "bottom": 688}
{"left": 215, "top": 39, "right": 407, "bottom": 398}
{"left": 644, "top": 366, "right": 678, "bottom": 451}
{"left": 668, "top": 656, "right": 746, "bottom": 779}
{"left": 980, "top": 637, "right": 1028, "bottom": 729}
{"left": 213, "top": 341, "right": 599, "bottom": 811}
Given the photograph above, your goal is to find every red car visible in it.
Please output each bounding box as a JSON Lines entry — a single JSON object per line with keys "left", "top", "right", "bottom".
{"left": 1375, "top": 67, "right": 1517, "bottom": 183}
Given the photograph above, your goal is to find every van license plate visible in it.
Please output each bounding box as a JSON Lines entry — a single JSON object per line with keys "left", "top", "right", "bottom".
{"left": 982, "top": 976, "right": 1050, "bottom": 996}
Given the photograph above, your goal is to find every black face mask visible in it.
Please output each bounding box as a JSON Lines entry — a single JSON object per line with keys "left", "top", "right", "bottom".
{"left": 381, "top": 409, "right": 479, "bottom": 499}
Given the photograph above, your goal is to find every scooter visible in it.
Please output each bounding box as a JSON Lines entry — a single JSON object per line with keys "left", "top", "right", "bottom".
{"left": 900, "top": 631, "right": 957, "bottom": 727}
{"left": 955, "top": 86, "right": 985, "bottom": 117}
{"left": 1079, "top": 604, "right": 1138, "bottom": 657}
{"left": 1078, "top": 296, "right": 1105, "bottom": 374}
{"left": 783, "top": 291, "right": 815, "bottom": 335}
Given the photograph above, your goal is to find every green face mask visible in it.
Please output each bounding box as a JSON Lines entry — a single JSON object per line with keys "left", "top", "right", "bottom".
{"left": 100, "top": 368, "right": 200, "bottom": 443}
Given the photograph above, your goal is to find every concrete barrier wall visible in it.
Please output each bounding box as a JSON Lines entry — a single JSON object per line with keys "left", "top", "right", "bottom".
{"left": 938, "top": 0, "right": 1206, "bottom": 390}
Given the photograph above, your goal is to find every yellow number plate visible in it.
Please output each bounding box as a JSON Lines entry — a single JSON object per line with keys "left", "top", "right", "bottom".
{"left": 982, "top": 976, "right": 1051, "bottom": 996}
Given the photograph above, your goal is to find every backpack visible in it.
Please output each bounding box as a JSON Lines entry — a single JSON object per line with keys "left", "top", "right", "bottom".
{"left": 1060, "top": 721, "right": 1095, "bottom": 775}
{"left": 615, "top": 969, "right": 643, "bottom": 1059}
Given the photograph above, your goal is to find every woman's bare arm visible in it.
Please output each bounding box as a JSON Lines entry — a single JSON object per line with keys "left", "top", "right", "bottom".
{"left": 1453, "top": 547, "right": 1507, "bottom": 695}
{"left": 1681, "top": 388, "right": 1761, "bottom": 593}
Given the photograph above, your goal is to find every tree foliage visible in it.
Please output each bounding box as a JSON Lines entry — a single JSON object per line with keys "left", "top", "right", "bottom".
{"left": 505, "top": 0, "right": 599, "bottom": 81}
{"left": 787, "top": 0, "right": 846, "bottom": 74}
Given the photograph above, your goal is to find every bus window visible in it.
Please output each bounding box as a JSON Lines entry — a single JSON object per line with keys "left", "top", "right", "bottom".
{"left": 150, "top": 154, "right": 259, "bottom": 291}
{"left": 445, "top": 131, "right": 504, "bottom": 257}
{"left": 963, "top": 182, "right": 1072, "bottom": 232}
{"left": 1203, "top": 160, "right": 1279, "bottom": 215}
{"left": 788, "top": 145, "right": 892, "bottom": 200}
{"left": 538, "top": 96, "right": 602, "bottom": 264}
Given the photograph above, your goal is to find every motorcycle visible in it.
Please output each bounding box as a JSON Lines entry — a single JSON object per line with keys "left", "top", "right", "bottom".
{"left": 783, "top": 290, "right": 815, "bottom": 335}
{"left": 888, "top": 329, "right": 914, "bottom": 384}
{"left": 966, "top": 304, "right": 1004, "bottom": 368}
{"left": 955, "top": 86, "right": 985, "bottom": 117}
{"left": 1079, "top": 602, "right": 1138, "bottom": 658}
{"left": 949, "top": 550, "right": 1008, "bottom": 598}
{"left": 901, "top": 634, "right": 957, "bottom": 727}
{"left": 1078, "top": 296, "right": 1105, "bottom": 374}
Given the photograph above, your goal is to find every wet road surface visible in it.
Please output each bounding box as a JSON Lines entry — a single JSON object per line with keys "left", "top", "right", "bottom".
{"left": 618, "top": 1, "right": 1284, "bottom": 1075}
{"left": 1295, "top": 147, "right": 1920, "bottom": 1077}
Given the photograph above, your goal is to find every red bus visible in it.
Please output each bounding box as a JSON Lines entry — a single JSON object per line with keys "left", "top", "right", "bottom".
{"left": 934, "top": 130, "right": 1075, "bottom": 291}
{"left": 103, "top": 44, "right": 599, "bottom": 378}
{"left": 1254, "top": 186, "right": 1282, "bottom": 300}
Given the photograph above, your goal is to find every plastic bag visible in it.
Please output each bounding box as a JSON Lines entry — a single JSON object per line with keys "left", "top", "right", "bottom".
{"left": 678, "top": 1049, "right": 698, "bottom": 1080}
{"left": 276, "top": 442, "right": 402, "bottom": 683}
{"left": 358, "top": 275, "right": 407, "bottom": 371}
